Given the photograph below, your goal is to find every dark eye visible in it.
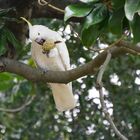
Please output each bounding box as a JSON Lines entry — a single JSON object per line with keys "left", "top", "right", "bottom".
{"left": 38, "top": 32, "right": 40, "bottom": 35}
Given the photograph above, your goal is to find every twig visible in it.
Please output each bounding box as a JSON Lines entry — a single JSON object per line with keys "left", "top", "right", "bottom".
{"left": 90, "top": 35, "right": 125, "bottom": 52}
{"left": 38, "top": 0, "right": 65, "bottom": 13}
{"left": 117, "top": 40, "right": 140, "bottom": 55}
{"left": 96, "top": 51, "right": 128, "bottom": 140}
{"left": 97, "top": 51, "right": 111, "bottom": 84}
{"left": 0, "top": 95, "right": 35, "bottom": 113}
{"left": 69, "top": 23, "right": 82, "bottom": 41}
{"left": 105, "top": 35, "right": 125, "bottom": 50}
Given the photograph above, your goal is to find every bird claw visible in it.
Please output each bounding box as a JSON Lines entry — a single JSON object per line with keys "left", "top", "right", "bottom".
{"left": 42, "top": 69, "right": 48, "bottom": 75}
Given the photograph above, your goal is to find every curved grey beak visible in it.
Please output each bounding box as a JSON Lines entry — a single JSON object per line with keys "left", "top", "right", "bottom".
{"left": 35, "top": 38, "right": 45, "bottom": 45}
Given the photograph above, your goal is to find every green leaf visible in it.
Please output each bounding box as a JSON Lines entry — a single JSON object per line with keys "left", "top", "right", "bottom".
{"left": 64, "top": 4, "right": 92, "bottom": 21}
{"left": 0, "top": 72, "right": 14, "bottom": 91}
{"left": 0, "top": 72, "right": 13, "bottom": 81}
{"left": 0, "top": 27, "right": 22, "bottom": 56}
{"left": 81, "top": 24, "right": 100, "bottom": 46}
{"left": 112, "top": 0, "right": 125, "bottom": 9}
{"left": 4, "top": 28, "right": 22, "bottom": 52}
{"left": 0, "top": 30, "right": 7, "bottom": 56}
{"left": 125, "top": 0, "right": 140, "bottom": 21}
{"left": 109, "top": 8, "right": 124, "bottom": 36}
{"left": 130, "top": 14, "right": 140, "bottom": 43}
{"left": 0, "top": 17, "right": 19, "bottom": 22}
{"left": 84, "top": 4, "right": 107, "bottom": 29}
{"left": 0, "top": 24, "right": 4, "bottom": 30}
{"left": 81, "top": 4, "right": 107, "bottom": 47}
{"left": 19, "top": 81, "right": 32, "bottom": 95}
{"left": 0, "top": 82, "right": 10, "bottom": 91}
{"left": 0, "top": 8, "right": 15, "bottom": 17}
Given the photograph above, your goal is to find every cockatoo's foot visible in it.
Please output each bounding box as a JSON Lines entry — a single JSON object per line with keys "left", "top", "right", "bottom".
{"left": 40, "top": 68, "right": 48, "bottom": 75}
{"left": 42, "top": 69, "right": 48, "bottom": 74}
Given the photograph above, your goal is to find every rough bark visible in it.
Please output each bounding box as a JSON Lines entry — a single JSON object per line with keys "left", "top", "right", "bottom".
{"left": 0, "top": 43, "right": 139, "bottom": 84}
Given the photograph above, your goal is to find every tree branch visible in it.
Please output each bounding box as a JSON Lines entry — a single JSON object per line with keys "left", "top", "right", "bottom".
{"left": 32, "top": 0, "right": 83, "bottom": 22}
{"left": 0, "top": 44, "right": 140, "bottom": 84}
{"left": 96, "top": 51, "right": 128, "bottom": 140}
{"left": 38, "top": 0, "right": 65, "bottom": 13}
{"left": 118, "top": 40, "right": 140, "bottom": 53}
{"left": 0, "top": 95, "right": 35, "bottom": 113}
{"left": 97, "top": 51, "right": 111, "bottom": 84}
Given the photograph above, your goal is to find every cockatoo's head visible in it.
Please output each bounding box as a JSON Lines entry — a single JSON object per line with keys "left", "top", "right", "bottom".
{"left": 21, "top": 17, "right": 49, "bottom": 45}
{"left": 29, "top": 25, "right": 49, "bottom": 45}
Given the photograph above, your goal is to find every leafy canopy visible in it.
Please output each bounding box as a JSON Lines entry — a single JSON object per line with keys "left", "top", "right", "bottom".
{"left": 0, "top": 0, "right": 140, "bottom": 140}
{"left": 64, "top": 0, "right": 140, "bottom": 45}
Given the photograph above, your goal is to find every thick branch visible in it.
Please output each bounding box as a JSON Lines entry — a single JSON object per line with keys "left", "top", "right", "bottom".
{"left": 0, "top": 45, "right": 139, "bottom": 84}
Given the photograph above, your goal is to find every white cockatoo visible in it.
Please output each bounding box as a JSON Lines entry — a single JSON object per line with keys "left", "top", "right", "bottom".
{"left": 21, "top": 17, "right": 76, "bottom": 112}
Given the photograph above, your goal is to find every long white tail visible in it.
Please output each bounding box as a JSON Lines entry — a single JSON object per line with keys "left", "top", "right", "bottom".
{"left": 50, "top": 83, "right": 76, "bottom": 112}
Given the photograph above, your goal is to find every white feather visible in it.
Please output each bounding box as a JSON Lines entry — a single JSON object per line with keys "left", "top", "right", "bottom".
{"left": 29, "top": 25, "right": 76, "bottom": 111}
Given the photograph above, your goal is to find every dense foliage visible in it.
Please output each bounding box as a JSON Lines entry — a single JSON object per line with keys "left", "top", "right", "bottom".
{"left": 0, "top": 0, "right": 140, "bottom": 139}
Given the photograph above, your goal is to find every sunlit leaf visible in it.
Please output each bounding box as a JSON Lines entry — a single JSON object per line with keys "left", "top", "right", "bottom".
{"left": 81, "top": 4, "right": 107, "bottom": 47}
{"left": 0, "top": 73, "right": 14, "bottom": 91}
{"left": 84, "top": 4, "right": 107, "bottom": 29}
{"left": 64, "top": 3, "right": 92, "bottom": 21}
{"left": 125, "top": 0, "right": 140, "bottom": 21}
